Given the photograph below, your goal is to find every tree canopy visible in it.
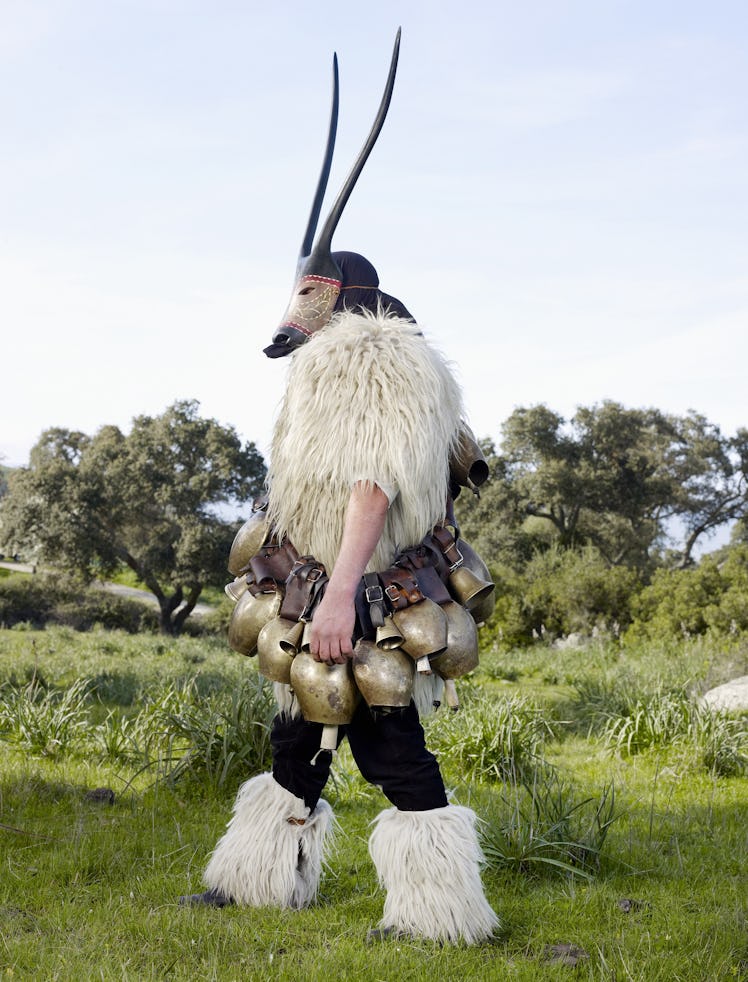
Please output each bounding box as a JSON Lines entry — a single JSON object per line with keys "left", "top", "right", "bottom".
{"left": 4, "top": 397, "right": 746, "bottom": 645}
{"left": 0, "top": 401, "right": 266, "bottom": 634}
{"left": 457, "top": 401, "right": 746, "bottom": 573}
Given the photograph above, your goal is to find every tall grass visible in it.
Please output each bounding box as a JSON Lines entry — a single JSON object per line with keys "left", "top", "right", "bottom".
{"left": 0, "top": 677, "right": 92, "bottom": 757}
{"left": 0, "top": 671, "right": 276, "bottom": 790}
{"left": 601, "top": 690, "right": 748, "bottom": 776}
{"left": 425, "top": 688, "right": 552, "bottom": 783}
{"left": 695, "top": 708, "right": 748, "bottom": 776}
{"left": 423, "top": 686, "right": 621, "bottom": 880}
{"left": 141, "top": 674, "right": 275, "bottom": 787}
{"left": 481, "top": 761, "right": 617, "bottom": 880}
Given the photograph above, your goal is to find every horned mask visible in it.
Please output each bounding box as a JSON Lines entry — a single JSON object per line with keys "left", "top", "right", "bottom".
{"left": 264, "top": 30, "right": 402, "bottom": 359}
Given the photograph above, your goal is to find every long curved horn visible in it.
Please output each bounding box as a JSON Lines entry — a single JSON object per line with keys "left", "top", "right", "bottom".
{"left": 311, "top": 28, "right": 401, "bottom": 260}
{"left": 266, "top": 30, "right": 402, "bottom": 358}
{"left": 299, "top": 54, "right": 339, "bottom": 263}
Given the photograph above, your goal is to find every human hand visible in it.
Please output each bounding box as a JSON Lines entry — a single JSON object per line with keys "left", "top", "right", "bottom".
{"left": 309, "top": 591, "right": 356, "bottom": 665}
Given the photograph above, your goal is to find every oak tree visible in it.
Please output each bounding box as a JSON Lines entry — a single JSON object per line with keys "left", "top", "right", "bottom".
{"left": 0, "top": 401, "right": 266, "bottom": 634}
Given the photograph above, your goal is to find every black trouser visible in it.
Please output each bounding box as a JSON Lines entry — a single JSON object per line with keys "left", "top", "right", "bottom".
{"left": 271, "top": 700, "right": 448, "bottom": 812}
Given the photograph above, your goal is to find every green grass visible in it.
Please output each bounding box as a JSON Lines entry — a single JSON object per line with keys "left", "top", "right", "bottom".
{"left": 1, "top": 627, "right": 747, "bottom": 980}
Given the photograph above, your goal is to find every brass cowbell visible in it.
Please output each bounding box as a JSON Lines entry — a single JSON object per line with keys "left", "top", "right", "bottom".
{"left": 227, "top": 590, "right": 282, "bottom": 657}
{"left": 256, "top": 616, "right": 303, "bottom": 684}
{"left": 353, "top": 639, "right": 414, "bottom": 708}
{"left": 289, "top": 651, "right": 361, "bottom": 753}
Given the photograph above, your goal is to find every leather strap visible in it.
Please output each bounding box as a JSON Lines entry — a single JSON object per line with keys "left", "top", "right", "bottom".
{"left": 429, "top": 525, "right": 463, "bottom": 572}
{"left": 379, "top": 568, "right": 424, "bottom": 610}
{"left": 280, "top": 557, "right": 328, "bottom": 621}
{"left": 247, "top": 538, "right": 299, "bottom": 596}
{"left": 410, "top": 563, "right": 452, "bottom": 606}
{"left": 362, "top": 572, "right": 386, "bottom": 628}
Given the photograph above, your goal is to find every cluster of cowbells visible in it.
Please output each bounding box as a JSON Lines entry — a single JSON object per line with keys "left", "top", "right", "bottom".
{"left": 224, "top": 506, "right": 495, "bottom": 749}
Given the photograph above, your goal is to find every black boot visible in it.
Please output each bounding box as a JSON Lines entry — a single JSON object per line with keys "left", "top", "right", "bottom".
{"left": 178, "top": 887, "right": 233, "bottom": 908}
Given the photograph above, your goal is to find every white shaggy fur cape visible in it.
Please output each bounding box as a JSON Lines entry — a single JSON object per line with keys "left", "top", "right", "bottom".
{"left": 266, "top": 310, "right": 464, "bottom": 574}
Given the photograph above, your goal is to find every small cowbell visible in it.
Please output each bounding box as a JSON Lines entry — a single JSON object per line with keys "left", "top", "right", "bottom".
{"left": 375, "top": 613, "right": 405, "bottom": 650}
{"left": 448, "top": 539, "right": 495, "bottom": 622}
{"left": 224, "top": 577, "right": 249, "bottom": 603}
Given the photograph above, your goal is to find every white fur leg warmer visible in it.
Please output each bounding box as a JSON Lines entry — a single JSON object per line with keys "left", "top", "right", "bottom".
{"left": 203, "top": 772, "right": 333, "bottom": 909}
{"left": 369, "top": 804, "right": 499, "bottom": 944}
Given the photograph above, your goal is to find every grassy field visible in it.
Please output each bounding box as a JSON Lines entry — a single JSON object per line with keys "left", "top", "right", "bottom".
{"left": 1, "top": 625, "right": 747, "bottom": 980}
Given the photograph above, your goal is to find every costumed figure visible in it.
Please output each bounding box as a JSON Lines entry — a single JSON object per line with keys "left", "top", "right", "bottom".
{"left": 180, "top": 30, "right": 499, "bottom": 944}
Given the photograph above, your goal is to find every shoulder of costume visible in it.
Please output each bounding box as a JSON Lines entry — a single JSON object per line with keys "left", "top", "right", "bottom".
{"left": 320, "top": 308, "right": 421, "bottom": 340}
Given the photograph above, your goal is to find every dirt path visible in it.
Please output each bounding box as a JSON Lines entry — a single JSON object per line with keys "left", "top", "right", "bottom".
{"left": 98, "top": 581, "right": 214, "bottom": 617}
{"left": 1, "top": 562, "right": 214, "bottom": 617}
{"left": 0, "top": 560, "right": 36, "bottom": 574}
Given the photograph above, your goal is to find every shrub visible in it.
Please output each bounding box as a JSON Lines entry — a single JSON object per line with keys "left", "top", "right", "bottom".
{"left": 626, "top": 561, "right": 723, "bottom": 642}
{"left": 481, "top": 761, "right": 618, "bottom": 879}
{"left": 0, "top": 573, "right": 159, "bottom": 633}
{"left": 624, "top": 548, "right": 748, "bottom": 643}
{"left": 522, "top": 546, "right": 639, "bottom": 638}
{"left": 50, "top": 594, "right": 159, "bottom": 633}
{"left": 703, "top": 545, "right": 748, "bottom": 636}
{"left": 425, "top": 689, "right": 551, "bottom": 783}
{"left": 0, "top": 574, "right": 57, "bottom": 627}
{"left": 480, "top": 546, "right": 640, "bottom": 648}
{"left": 478, "top": 565, "right": 532, "bottom": 650}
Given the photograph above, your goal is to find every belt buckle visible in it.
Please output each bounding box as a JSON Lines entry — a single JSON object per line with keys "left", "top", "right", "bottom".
{"left": 384, "top": 583, "right": 402, "bottom": 604}
{"left": 365, "top": 583, "right": 384, "bottom": 605}
{"left": 449, "top": 545, "right": 464, "bottom": 573}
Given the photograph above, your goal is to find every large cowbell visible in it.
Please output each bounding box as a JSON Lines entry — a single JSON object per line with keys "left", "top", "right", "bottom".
{"left": 265, "top": 30, "right": 401, "bottom": 358}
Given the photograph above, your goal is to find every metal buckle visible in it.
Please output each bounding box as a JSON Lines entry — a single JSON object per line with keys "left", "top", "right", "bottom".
{"left": 448, "top": 546, "right": 464, "bottom": 574}
{"left": 384, "top": 583, "right": 401, "bottom": 604}
{"left": 365, "top": 584, "right": 384, "bottom": 605}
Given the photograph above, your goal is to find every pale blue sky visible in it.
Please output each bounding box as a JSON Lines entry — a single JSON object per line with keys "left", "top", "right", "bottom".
{"left": 2, "top": 0, "right": 747, "bottom": 468}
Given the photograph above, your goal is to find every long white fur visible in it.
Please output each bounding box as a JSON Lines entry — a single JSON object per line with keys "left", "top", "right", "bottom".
{"left": 368, "top": 804, "right": 499, "bottom": 944}
{"left": 273, "top": 682, "right": 300, "bottom": 717}
{"left": 203, "top": 772, "right": 333, "bottom": 908}
{"left": 412, "top": 672, "right": 444, "bottom": 718}
{"left": 267, "top": 309, "right": 464, "bottom": 574}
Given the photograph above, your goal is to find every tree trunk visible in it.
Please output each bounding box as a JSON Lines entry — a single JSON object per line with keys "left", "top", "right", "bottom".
{"left": 172, "top": 584, "right": 203, "bottom": 635}
{"left": 157, "top": 585, "right": 183, "bottom": 635}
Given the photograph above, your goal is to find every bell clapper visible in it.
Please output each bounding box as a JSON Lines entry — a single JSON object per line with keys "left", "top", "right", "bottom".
{"left": 310, "top": 723, "right": 339, "bottom": 764}
{"left": 320, "top": 724, "right": 339, "bottom": 752}
{"left": 415, "top": 656, "right": 432, "bottom": 675}
{"left": 444, "top": 678, "right": 460, "bottom": 711}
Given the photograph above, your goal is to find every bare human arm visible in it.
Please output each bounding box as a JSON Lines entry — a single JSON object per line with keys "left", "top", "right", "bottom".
{"left": 309, "top": 481, "right": 389, "bottom": 666}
